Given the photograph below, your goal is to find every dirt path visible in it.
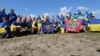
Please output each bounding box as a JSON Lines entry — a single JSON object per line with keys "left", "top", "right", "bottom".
{"left": 0, "top": 33, "right": 100, "bottom": 56}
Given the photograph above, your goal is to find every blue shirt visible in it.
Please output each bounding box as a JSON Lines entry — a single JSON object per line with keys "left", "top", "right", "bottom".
{"left": 0, "top": 11, "right": 7, "bottom": 23}
{"left": 8, "top": 13, "right": 17, "bottom": 22}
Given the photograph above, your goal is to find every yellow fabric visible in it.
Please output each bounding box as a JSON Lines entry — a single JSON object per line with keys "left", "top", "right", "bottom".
{"left": 32, "top": 21, "right": 41, "bottom": 30}
{"left": 0, "top": 28, "right": 6, "bottom": 34}
{"left": 20, "top": 27, "right": 27, "bottom": 32}
{"left": 38, "top": 23, "right": 41, "bottom": 28}
{"left": 32, "top": 21, "right": 36, "bottom": 28}
{"left": 38, "top": 23, "right": 41, "bottom": 31}
{"left": 60, "top": 27, "right": 65, "bottom": 34}
{"left": 45, "top": 25, "right": 50, "bottom": 30}
{"left": 88, "top": 24, "right": 100, "bottom": 31}
{"left": 10, "top": 24, "right": 16, "bottom": 32}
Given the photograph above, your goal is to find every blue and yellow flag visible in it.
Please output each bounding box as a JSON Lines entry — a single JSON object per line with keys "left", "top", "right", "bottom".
{"left": 88, "top": 19, "right": 100, "bottom": 31}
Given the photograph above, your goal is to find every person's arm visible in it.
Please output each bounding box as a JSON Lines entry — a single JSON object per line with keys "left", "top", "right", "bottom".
{"left": 10, "top": 13, "right": 17, "bottom": 22}
{"left": 13, "top": 13, "right": 17, "bottom": 19}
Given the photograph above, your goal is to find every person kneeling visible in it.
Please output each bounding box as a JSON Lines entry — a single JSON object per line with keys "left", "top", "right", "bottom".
{"left": 1, "top": 17, "right": 12, "bottom": 38}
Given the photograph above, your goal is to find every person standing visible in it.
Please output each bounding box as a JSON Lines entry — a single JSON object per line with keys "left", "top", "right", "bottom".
{"left": 0, "top": 8, "right": 7, "bottom": 23}
{"left": 8, "top": 9, "right": 17, "bottom": 23}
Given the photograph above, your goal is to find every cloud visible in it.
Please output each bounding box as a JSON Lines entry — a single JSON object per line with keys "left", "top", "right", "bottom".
{"left": 91, "top": 10, "right": 100, "bottom": 18}
{"left": 44, "top": 13, "right": 49, "bottom": 16}
{"left": 59, "top": 6, "right": 72, "bottom": 15}
{"left": 91, "top": 10, "right": 100, "bottom": 15}
{"left": 30, "top": 14, "right": 36, "bottom": 18}
{"left": 77, "top": 6, "right": 88, "bottom": 10}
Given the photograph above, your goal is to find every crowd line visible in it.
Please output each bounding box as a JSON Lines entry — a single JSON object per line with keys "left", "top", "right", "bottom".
{"left": 0, "top": 8, "right": 96, "bottom": 38}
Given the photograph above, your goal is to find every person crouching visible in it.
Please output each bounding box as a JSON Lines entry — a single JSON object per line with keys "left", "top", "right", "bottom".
{"left": 1, "top": 17, "right": 12, "bottom": 38}
{"left": 12, "top": 17, "right": 22, "bottom": 36}
{"left": 20, "top": 16, "right": 28, "bottom": 35}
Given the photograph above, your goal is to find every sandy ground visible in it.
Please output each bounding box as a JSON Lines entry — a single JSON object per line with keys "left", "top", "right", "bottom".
{"left": 0, "top": 33, "right": 100, "bottom": 56}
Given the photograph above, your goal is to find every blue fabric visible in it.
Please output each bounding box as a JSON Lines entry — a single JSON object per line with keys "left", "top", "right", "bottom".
{"left": 8, "top": 13, "right": 17, "bottom": 22}
{"left": 53, "top": 21, "right": 59, "bottom": 25}
{"left": 83, "top": 13, "right": 89, "bottom": 18}
{"left": 73, "top": 15, "right": 78, "bottom": 19}
{"left": 0, "top": 22, "right": 11, "bottom": 27}
{"left": 88, "top": 19, "right": 100, "bottom": 24}
{"left": 56, "top": 17, "right": 60, "bottom": 21}
{"left": 81, "top": 20, "right": 88, "bottom": 26}
{"left": 42, "top": 21, "right": 54, "bottom": 33}
{"left": 60, "top": 23, "right": 65, "bottom": 29}
{"left": 0, "top": 11, "right": 7, "bottom": 23}
{"left": 0, "top": 22, "right": 5, "bottom": 27}
{"left": 59, "top": 16, "right": 65, "bottom": 21}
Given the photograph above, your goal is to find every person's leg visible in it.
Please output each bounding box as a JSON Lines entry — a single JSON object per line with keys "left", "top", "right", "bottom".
{"left": 33, "top": 28, "right": 38, "bottom": 34}
{"left": 14, "top": 27, "right": 20, "bottom": 36}
{"left": 27, "top": 27, "right": 32, "bottom": 34}
{"left": 1, "top": 32, "right": 7, "bottom": 38}
{"left": 5, "top": 27, "right": 12, "bottom": 38}
{"left": 1, "top": 27, "right": 11, "bottom": 38}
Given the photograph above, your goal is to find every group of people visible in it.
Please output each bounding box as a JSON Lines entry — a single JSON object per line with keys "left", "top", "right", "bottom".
{"left": 0, "top": 8, "right": 95, "bottom": 38}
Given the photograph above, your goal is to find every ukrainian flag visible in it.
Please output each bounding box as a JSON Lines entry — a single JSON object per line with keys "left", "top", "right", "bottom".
{"left": 59, "top": 24, "right": 65, "bottom": 34}
{"left": 10, "top": 24, "right": 16, "bottom": 32}
{"left": 32, "top": 21, "right": 41, "bottom": 31}
{"left": 88, "top": 19, "right": 100, "bottom": 31}
{"left": 0, "top": 22, "right": 6, "bottom": 34}
{"left": 0, "top": 27, "right": 6, "bottom": 34}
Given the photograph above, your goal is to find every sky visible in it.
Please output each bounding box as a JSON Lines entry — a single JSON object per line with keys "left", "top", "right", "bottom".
{"left": 0, "top": 0, "right": 100, "bottom": 18}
